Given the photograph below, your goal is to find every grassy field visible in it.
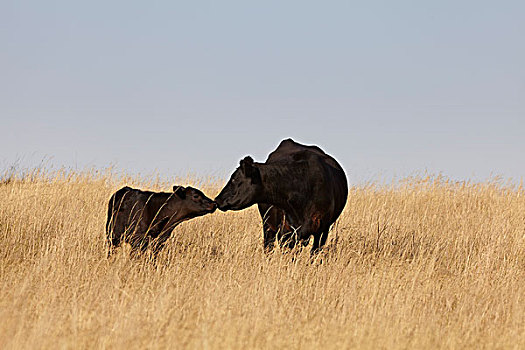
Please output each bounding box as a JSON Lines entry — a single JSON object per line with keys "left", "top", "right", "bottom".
{"left": 0, "top": 170, "right": 524, "bottom": 349}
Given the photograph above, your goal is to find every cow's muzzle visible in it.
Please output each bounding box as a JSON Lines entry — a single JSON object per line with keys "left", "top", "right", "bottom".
{"left": 215, "top": 199, "right": 231, "bottom": 212}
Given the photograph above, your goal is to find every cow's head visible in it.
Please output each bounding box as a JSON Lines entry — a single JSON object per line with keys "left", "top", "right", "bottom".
{"left": 215, "top": 156, "right": 263, "bottom": 211}
{"left": 172, "top": 185, "right": 217, "bottom": 217}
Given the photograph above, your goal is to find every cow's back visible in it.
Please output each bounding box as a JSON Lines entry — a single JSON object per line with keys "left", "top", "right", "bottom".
{"left": 266, "top": 138, "right": 344, "bottom": 173}
{"left": 264, "top": 138, "right": 348, "bottom": 223}
{"left": 266, "top": 138, "right": 325, "bottom": 162}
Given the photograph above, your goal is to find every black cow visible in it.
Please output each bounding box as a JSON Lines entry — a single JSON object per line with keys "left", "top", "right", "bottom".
{"left": 106, "top": 185, "right": 216, "bottom": 257}
{"left": 215, "top": 139, "right": 348, "bottom": 254}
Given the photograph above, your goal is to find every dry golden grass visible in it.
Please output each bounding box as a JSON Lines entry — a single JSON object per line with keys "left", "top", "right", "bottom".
{"left": 1, "top": 170, "right": 524, "bottom": 349}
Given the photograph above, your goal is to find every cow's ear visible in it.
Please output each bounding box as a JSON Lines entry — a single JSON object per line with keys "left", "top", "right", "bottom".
{"left": 173, "top": 185, "right": 186, "bottom": 199}
{"left": 240, "top": 156, "right": 261, "bottom": 183}
{"left": 240, "top": 156, "right": 254, "bottom": 174}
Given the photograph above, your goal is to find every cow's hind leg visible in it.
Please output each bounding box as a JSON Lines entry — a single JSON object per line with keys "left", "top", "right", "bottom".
{"left": 129, "top": 238, "right": 149, "bottom": 259}
{"left": 106, "top": 235, "right": 122, "bottom": 258}
{"left": 106, "top": 218, "right": 122, "bottom": 258}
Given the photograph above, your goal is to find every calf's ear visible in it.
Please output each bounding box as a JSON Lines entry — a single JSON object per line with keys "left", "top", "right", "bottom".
{"left": 173, "top": 185, "right": 186, "bottom": 199}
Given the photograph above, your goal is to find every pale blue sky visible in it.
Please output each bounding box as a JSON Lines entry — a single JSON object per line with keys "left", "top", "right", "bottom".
{"left": 2, "top": 1, "right": 524, "bottom": 183}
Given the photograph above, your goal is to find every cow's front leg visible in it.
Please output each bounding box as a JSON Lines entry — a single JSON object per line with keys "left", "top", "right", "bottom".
{"left": 263, "top": 226, "right": 278, "bottom": 253}
{"left": 151, "top": 226, "right": 175, "bottom": 257}
{"left": 277, "top": 229, "right": 297, "bottom": 249}
{"left": 311, "top": 230, "right": 329, "bottom": 255}
{"left": 259, "top": 204, "right": 284, "bottom": 253}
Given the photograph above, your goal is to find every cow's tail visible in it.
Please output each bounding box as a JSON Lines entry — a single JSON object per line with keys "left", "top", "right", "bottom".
{"left": 106, "top": 186, "right": 131, "bottom": 258}
{"left": 106, "top": 193, "right": 116, "bottom": 258}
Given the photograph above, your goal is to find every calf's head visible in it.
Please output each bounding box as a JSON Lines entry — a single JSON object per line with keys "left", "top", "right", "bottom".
{"left": 172, "top": 185, "right": 217, "bottom": 218}
{"left": 215, "top": 156, "right": 263, "bottom": 211}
